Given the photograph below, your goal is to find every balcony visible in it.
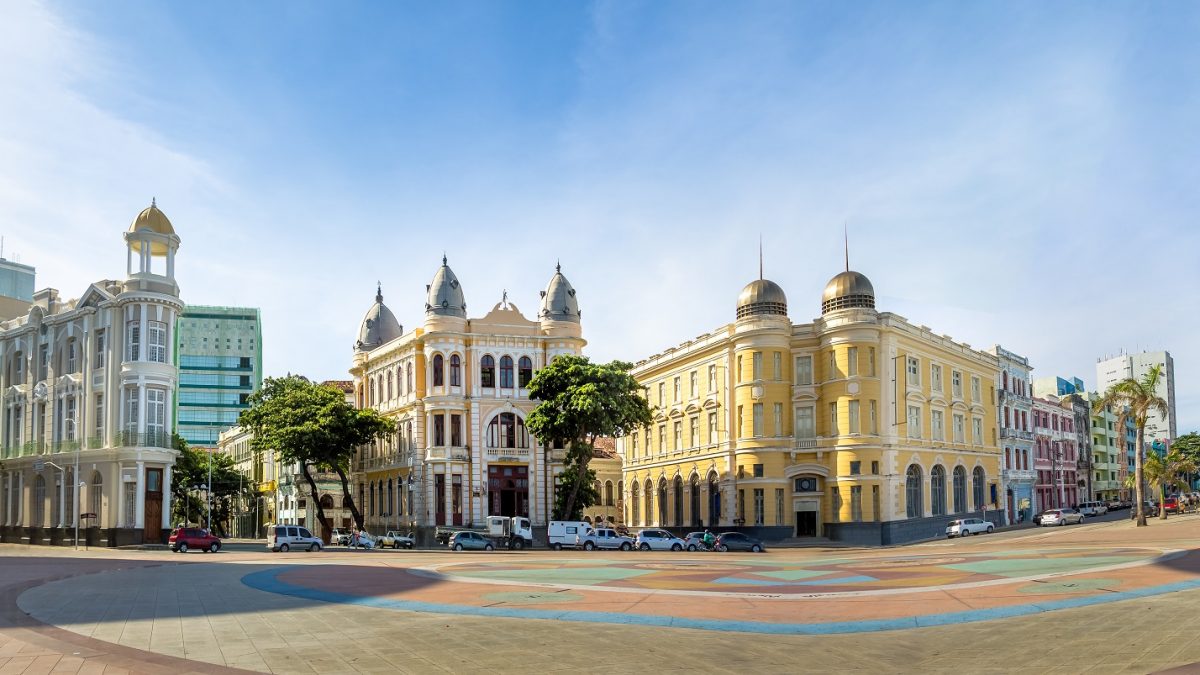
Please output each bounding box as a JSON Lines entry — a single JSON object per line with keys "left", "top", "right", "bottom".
{"left": 1002, "top": 468, "right": 1036, "bottom": 482}
{"left": 794, "top": 438, "right": 818, "bottom": 450}
{"left": 1000, "top": 428, "right": 1035, "bottom": 441}
{"left": 424, "top": 446, "right": 469, "bottom": 462}
{"left": 484, "top": 446, "right": 531, "bottom": 461}
{"left": 361, "top": 453, "right": 416, "bottom": 472}
{"left": 119, "top": 431, "right": 174, "bottom": 449}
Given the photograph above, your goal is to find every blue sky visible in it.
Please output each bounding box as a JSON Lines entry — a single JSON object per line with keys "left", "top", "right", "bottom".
{"left": 1, "top": 1, "right": 1197, "bottom": 432}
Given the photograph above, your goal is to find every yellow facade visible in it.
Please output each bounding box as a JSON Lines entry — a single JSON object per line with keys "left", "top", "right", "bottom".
{"left": 622, "top": 271, "right": 1003, "bottom": 545}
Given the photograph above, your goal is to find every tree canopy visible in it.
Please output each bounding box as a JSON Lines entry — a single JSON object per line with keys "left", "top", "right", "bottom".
{"left": 527, "top": 355, "right": 652, "bottom": 520}
{"left": 1095, "top": 364, "right": 1169, "bottom": 526}
{"left": 169, "top": 434, "right": 248, "bottom": 536}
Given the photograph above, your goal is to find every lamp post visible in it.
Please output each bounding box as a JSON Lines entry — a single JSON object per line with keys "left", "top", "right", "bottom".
{"left": 65, "top": 417, "right": 81, "bottom": 550}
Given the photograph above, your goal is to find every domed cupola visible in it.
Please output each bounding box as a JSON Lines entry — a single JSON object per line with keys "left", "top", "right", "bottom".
{"left": 425, "top": 255, "right": 467, "bottom": 319}
{"left": 356, "top": 283, "right": 403, "bottom": 351}
{"left": 736, "top": 279, "right": 788, "bottom": 319}
{"left": 821, "top": 271, "right": 875, "bottom": 314}
{"left": 539, "top": 262, "right": 580, "bottom": 323}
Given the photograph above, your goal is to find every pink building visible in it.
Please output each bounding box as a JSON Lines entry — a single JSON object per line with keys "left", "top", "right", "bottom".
{"left": 1032, "top": 396, "right": 1078, "bottom": 511}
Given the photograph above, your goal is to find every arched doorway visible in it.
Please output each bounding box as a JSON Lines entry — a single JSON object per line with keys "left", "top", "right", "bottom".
{"left": 657, "top": 479, "right": 667, "bottom": 526}
{"left": 630, "top": 483, "right": 640, "bottom": 526}
{"left": 707, "top": 472, "right": 720, "bottom": 526}
{"left": 672, "top": 476, "right": 683, "bottom": 527}
{"left": 905, "top": 465, "right": 924, "bottom": 518}
{"left": 643, "top": 480, "right": 653, "bottom": 526}
{"left": 689, "top": 475, "right": 701, "bottom": 527}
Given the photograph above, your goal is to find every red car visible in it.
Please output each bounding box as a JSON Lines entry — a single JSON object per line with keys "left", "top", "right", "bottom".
{"left": 1164, "top": 497, "right": 1180, "bottom": 514}
{"left": 169, "top": 527, "right": 222, "bottom": 553}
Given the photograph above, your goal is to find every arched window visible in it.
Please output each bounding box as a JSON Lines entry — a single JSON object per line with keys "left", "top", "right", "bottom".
{"left": 397, "top": 366, "right": 404, "bottom": 396}
{"left": 432, "top": 354, "right": 444, "bottom": 387}
{"left": 673, "top": 475, "right": 683, "bottom": 527}
{"left": 931, "top": 465, "right": 946, "bottom": 516}
{"left": 481, "top": 355, "right": 495, "bottom": 388}
{"left": 368, "top": 482, "right": 375, "bottom": 516}
{"left": 486, "top": 413, "right": 528, "bottom": 448}
{"left": 518, "top": 356, "right": 533, "bottom": 388}
{"left": 605, "top": 481, "right": 614, "bottom": 506}
{"left": 953, "top": 466, "right": 967, "bottom": 513}
{"left": 657, "top": 479, "right": 668, "bottom": 526}
{"left": 33, "top": 475, "right": 45, "bottom": 526}
{"left": 406, "top": 363, "right": 413, "bottom": 393}
{"left": 450, "top": 355, "right": 461, "bottom": 386}
{"left": 90, "top": 471, "right": 102, "bottom": 522}
{"left": 689, "top": 475, "right": 700, "bottom": 526}
{"left": 973, "top": 466, "right": 986, "bottom": 509}
{"left": 630, "top": 483, "right": 640, "bottom": 526}
{"left": 320, "top": 494, "right": 334, "bottom": 509}
{"left": 388, "top": 480, "right": 394, "bottom": 516}
{"left": 905, "top": 465, "right": 923, "bottom": 518}
{"left": 708, "top": 472, "right": 721, "bottom": 525}
{"left": 644, "top": 480, "right": 653, "bottom": 526}
{"left": 499, "top": 356, "right": 514, "bottom": 388}
{"left": 369, "top": 379, "right": 376, "bottom": 406}
{"left": 386, "top": 372, "right": 393, "bottom": 400}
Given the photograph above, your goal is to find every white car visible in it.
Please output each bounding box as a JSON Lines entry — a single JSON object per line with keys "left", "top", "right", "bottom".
{"left": 380, "top": 531, "right": 415, "bottom": 549}
{"left": 945, "top": 518, "right": 994, "bottom": 538}
{"left": 577, "top": 527, "right": 635, "bottom": 551}
{"left": 1078, "top": 501, "right": 1108, "bottom": 516}
{"left": 267, "top": 524, "right": 323, "bottom": 552}
{"left": 635, "top": 529, "right": 687, "bottom": 551}
{"left": 1039, "top": 508, "right": 1084, "bottom": 526}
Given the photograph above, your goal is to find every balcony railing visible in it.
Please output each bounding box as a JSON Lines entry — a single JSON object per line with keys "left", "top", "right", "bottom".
{"left": 484, "top": 446, "right": 531, "bottom": 460}
{"left": 795, "top": 438, "right": 818, "bottom": 450}
{"left": 1000, "top": 428, "right": 1035, "bottom": 441}
{"left": 1002, "top": 468, "right": 1037, "bottom": 481}
{"left": 119, "top": 430, "right": 174, "bottom": 449}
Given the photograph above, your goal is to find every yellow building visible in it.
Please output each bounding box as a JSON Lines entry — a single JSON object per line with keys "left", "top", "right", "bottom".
{"left": 582, "top": 438, "right": 624, "bottom": 529}
{"left": 622, "top": 265, "right": 1002, "bottom": 545}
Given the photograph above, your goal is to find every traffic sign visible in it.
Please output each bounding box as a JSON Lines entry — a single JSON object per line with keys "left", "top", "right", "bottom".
{"left": 32, "top": 460, "right": 44, "bottom": 472}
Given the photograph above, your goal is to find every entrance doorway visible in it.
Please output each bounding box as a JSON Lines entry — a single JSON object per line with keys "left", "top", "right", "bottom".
{"left": 435, "top": 475, "right": 446, "bottom": 526}
{"left": 488, "top": 465, "right": 529, "bottom": 518}
{"left": 795, "top": 511, "right": 817, "bottom": 537}
{"left": 144, "top": 468, "right": 163, "bottom": 542}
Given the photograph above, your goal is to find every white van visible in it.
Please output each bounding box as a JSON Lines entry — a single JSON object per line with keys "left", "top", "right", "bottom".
{"left": 1078, "top": 501, "right": 1108, "bottom": 516}
{"left": 547, "top": 521, "right": 593, "bottom": 550}
{"left": 267, "top": 524, "right": 323, "bottom": 552}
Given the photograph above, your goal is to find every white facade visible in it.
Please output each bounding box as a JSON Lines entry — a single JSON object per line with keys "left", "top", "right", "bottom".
{"left": 1096, "top": 351, "right": 1177, "bottom": 443}
{"left": 986, "top": 344, "right": 1035, "bottom": 524}
{"left": 0, "top": 202, "right": 183, "bottom": 545}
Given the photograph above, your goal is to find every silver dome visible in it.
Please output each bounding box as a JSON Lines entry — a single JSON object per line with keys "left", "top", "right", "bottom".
{"left": 539, "top": 263, "right": 581, "bottom": 323}
{"left": 821, "top": 270, "right": 875, "bottom": 314}
{"left": 356, "top": 284, "right": 403, "bottom": 351}
{"left": 425, "top": 256, "right": 467, "bottom": 318}
{"left": 736, "top": 279, "right": 788, "bottom": 319}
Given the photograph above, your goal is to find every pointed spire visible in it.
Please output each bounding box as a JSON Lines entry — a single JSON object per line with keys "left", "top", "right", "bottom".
{"left": 442, "top": 253, "right": 447, "bottom": 266}
{"left": 556, "top": 259, "right": 561, "bottom": 273}
{"left": 151, "top": 197, "right": 157, "bottom": 208}
{"left": 844, "top": 222, "right": 849, "bottom": 272}
{"left": 758, "top": 234, "right": 763, "bottom": 280}
{"left": 376, "top": 281, "right": 383, "bottom": 303}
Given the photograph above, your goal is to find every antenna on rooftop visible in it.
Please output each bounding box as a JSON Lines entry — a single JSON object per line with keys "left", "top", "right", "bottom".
{"left": 844, "top": 222, "right": 850, "bottom": 272}
{"left": 758, "top": 234, "right": 763, "bottom": 280}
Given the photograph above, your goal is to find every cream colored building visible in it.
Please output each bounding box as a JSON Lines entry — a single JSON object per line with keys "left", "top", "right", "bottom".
{"left": 582, "top": 437, "right": 624, "bottom": 528}
{"left": 622, "top": 265, "right": 1003, "bottom": 545}
{"left": 350, "top": 259, "right": 583, "bottom": 534}
{"left": 0, "top": 202, "right": 183, "bottom": 546}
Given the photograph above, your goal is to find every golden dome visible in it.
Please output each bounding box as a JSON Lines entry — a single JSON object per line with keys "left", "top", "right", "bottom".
{"left": 821, "top": 270, "right": 875, "bottom": 314}
{"left": 127, "top": 200, "right": 176, "bottom": 254}
{"left": 736, "top": 279, "right": 788, "bottom": 319}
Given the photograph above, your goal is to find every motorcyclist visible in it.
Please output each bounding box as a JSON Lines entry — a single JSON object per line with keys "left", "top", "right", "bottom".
{"left": 702, "top": 529, "right": 715, "bottom": 551}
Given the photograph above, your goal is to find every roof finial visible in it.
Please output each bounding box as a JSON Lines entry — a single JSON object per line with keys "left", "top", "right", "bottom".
{"left": 502, "top": 289, "right": 508, "bottom": 307}
{"left": 151, "top": 197, "right": 157, "bottom": 208}
{"left": 376, "top": 281, "right": 382, "bottom": 303}
{"left": 844, "top": 222, "right": 849, "bottom": 272}
{"left": 442, "top": 252, "right": 447, "bottom": 266}
{"left": 758, "top": 234, "right": 763, "bottom": 280}
{"left": 556, "top": 259, "right": 561, "bottom": 273}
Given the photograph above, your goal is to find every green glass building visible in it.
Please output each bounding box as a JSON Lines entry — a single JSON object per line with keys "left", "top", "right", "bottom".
{"left": 174, "top": 306, "right": 262, "bottom": 449}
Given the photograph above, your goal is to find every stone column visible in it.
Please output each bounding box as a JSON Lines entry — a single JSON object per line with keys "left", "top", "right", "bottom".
{"left": 134, "top": 461, "right": 145, "bottom": 529}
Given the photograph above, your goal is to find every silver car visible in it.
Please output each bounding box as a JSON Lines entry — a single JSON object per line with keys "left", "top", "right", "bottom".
{"left": 449, "top": 531, "right": 495, "bottom": 551}
{"left": 635, "top": 529, "right": 687, "bottom": 551}
{"left": 1039, "top": 508, "right": 1084, "bottom": 526}
{"left": 945, "top": 518, "right": 993, "bottom": 538}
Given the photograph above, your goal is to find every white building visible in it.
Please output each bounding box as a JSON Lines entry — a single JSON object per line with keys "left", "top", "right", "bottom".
{"left": 0, "top": 202, "right": 183, "bottom": 546}
{"left": 1095, "top": 351, "right": 1177, "bottom": 443}
{"left": 986, "top": 345, "right": 1035, "bottom": 524}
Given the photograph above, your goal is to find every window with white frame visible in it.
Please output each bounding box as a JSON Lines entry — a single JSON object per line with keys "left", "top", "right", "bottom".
{"left": 869, "top": 400, "right": 878, "bottom": 434}
{"left": 658, "top": 383, "right": 664, "bottom": 407}
{"left": 971, "top": 376, "right": 981, "bottom": 402}
{"left": 674, "top": 421, "right": 682, "bottom": 449}
{"left": 796, "top": 406, "right": 815, "bottom": 439}
{"left": 953, "top": 413, "right": 965, "bottom": 443}
{"left": 736, "top": 355, "right": 742, "bottom": 382}
{"left": 689, "top": 416, "right": 698, "bottom": 447}
{"left": 65, "top": 397, "right": 76, "bottom": 439}
{"left": 124, "top": 386, "right": 139, "bottom": 434}
{"left": 689, "top": 371, "right": 697, "bottom": 398}
{"left": 829, "top": 402, "right": 838, "bottom": 435}
{"left": 67, "top": 339, "right": 77, "bottom": 372}
{"left": 973, "top": 417, "right": 983, "bottom": 445}
{"left": 868, "top": 347, "right": 876, "bottom": 376}
{"left": 752, "top": 352, "right": 762, "bottom": 380}
{"left": 673, "top": 376, "right": 680, "bottom": 402}
{"left": 795, "top": 355, "right": 813, "bottom": 385}
{"left": 773, "top": 352, "right": 782, "bottom": 380}
{"left": 658, "top": 425, "right": 666, "bottom": 452}
{"left": 708, "top": 412, "right": 718, "bottom": 443}
{"left": 126, "top": 321, "right": 140, "bottom": 362}
{"left": 849, "top": 400, "right": 860, "bottom": 434}
{"left": 147, "top": 388, "right": 166, "bottom": 437}
{"left": 906, "top": 357, "right": 920, "bottom": 385}
{"left": 952, "top": 370, "right": 963, "bottom": 398}
{"left": 148, "top": 321, "right": 167, "bottom": 363}
{"left": 774, "top": 402, "right": 783, "bottom": 436}
{"left": 932, "top": 409, "right": 944, "bottom": 441}
{"left": 931, "top": 364, "right": 943, "bottom": 392}
{"left": 707, "top": 364, "right": 717, "bottom": 393}
{"left": 907, "top": 405, "right": 922, "bottom": 438}
{"left": 847, "top": 346, "right": 858, "bottom": 377}
{"left": 752, "top": 403, "right": 763, "bottom": 436}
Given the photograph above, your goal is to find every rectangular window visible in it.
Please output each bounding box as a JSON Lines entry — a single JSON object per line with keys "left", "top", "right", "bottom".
{"left": 753, "top": 488, "right": 764, "bottom": 526}
{"left": 689, "top": 417, "right": 698, "bottom": 447}
{"left": 932, "top": 410, "right": 944, "bottom": 441}
{"left": 631, "top": 432, "right": 639, "bottom": 458}
{"left": 737, "top": 406, "right": 744, "bottom": 437}
{"left": 906, "top": 357, "right": 920, "bottom": 385}
{"left": 67, "top": 340, "right": 77, "bottom": 373}
{"left": 773, "top": 352, "right": 782, "bottom": 380}
{"left": 973, "top": 418, "right": 983, "bottom": 445}
{"left": 953, "top": 414, "right": 965, "bottom": 443}
{"left": 829, "top": 402, "right": 838, "bottom": 436}
{"left": 659, "top": 425, "right": 666, "bottom": 452}
{"left": 736, "top": 355, "right": 743, "bottom": 383}
{"left": 849, "top": 460, "right": 861, "bottom": 475}
{"left": 869, "top": 400, "right": 878, "bottom": 434}
{"left": 871, "top": 460, "right": 879, "bottom": 475}
{"left": 775, "top": 489, "right": 785, "bottom": 526}
{"left": 931, "top": 364, "right": 943, "bottom": 392}
{"left": 868, "top": 347, "right": 876, "bottom": 377}
{"left": 752, "top": 352, "right": 762, "bottom": 380}
{"left": 708, "top": 412, "right": 718, "bottom": 444}
{"left": 952, "top": 371, "right": 963, "bottom": 399}
{"left": 796, "top": 406, "right": 815, "bottom": 439}
{"left": 94, "top": 394, "right": 104, "bottom": 442}
{"left": 148, "top": 321, "right": 167, "bottom": 363}
{"left": 65, "top": 397, "right": 77, "bottom": 439}
{"left": 94, "top": 329, "right": 106, "bottom": 368}
{"left": 907, "top": 405, "right": 921, "bottom": 438}
{"left": 451, "top": 413, "right": 462, "bottom": 446}
{"left": 124, "top": 387, "right": 139, "bottom": 434}
{"left": 828, "top": 351, "right": 838, "bottom": 380}
{"left": 831, "top": 487, "right": 841, "bottom": 522}
{"left": 690, "top": 371, "right": 698, "bottom": 398}
{"left": 433, "top": 414, "right": 445, "bottom": 446}
{"left": 674, "top": 421, "right": 682, "bottom": 450}
{"left": 708, "top": 365, "right": 717, "bottom": 393}
{"left": 971, "top": 376, "right": 981, "bottom": 402}
{"left": 851, "top": 485, "right": 863, "bottom": 522}
{"left": 753, "top": 463, "right": 764, "bottom": 478}
{"left": 773, "top": 402, "right": 783, "bottom": 437}
{"left": 126, "top": 321, "right": 140, "bottom": 362}
{"left": 38, "top": 344, "right": 48, "bottom": 380}
{"left": 795, "top": 355, "right": 813, "bottom": 385}
{"left": 738, "top": 489, "right": 746, "bottom": 523}
{"left": 658, "top": 383, "right": 664, "bottom": 407}
{"left": 752, "top": 403, "right": 763, "bottom": 437}
{"left": 847, "top": 347, "right": 858, "bottom": 377}
{"left": 673, "top": 376, "right": 681, "bottom": 402}
{"left": 848, "top": 400, "right": 860, "bottom": 434}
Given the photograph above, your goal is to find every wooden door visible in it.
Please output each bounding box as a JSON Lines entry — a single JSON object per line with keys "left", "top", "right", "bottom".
{"left": 144, "top": 468, "right": 163, "bottom": 542}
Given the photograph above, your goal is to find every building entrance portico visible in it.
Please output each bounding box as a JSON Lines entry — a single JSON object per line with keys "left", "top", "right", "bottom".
{"left": 794, "top": 497, "right": 820, "bottom": 537}
{"left": 488, "top": 464, "right": 528, "bottom": 518}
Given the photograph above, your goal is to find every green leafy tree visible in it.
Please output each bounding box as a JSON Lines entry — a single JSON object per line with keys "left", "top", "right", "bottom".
{"left": 239, "top": 376, "right": 394, "bottom": 539}
{"left": 527, "top": 356, "right": 652, "bottom": 521}
{"left": 1141, "top": 449, "right": 1197, "bottom": 520}
{"left": 1172, "top": 432, "right": 1200, "bottom": 493}
{"left": 169, "top": 434, "right": 247, "bottom": 535}
{"left": 1095, "top": 364, "right": 1170, "bottom": 526}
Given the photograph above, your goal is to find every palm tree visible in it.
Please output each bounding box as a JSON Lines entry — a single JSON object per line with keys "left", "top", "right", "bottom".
{"left": 1142, "top": 449, "right": 1197, "bottom": 520}
{"left": 1094, "top": 364, "right": 1169, "bottom": 527}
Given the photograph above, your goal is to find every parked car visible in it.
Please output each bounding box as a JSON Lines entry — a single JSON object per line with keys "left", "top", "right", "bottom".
{"left": 379, "top": 531, "right": 415, "bottom": 549}
{"left": 267, "top": 524, "right": 323, "bottom": 552}
{"left": 635, "top": 529, "right": 687, "bottom": 551}
{"left": 577, "top": 528, "right": 635, "bottom": 551}
{"left": 1163, "top": 497, "right": 1180, "bottom": 514}
{"left": 1039, "top": 508, "right": 1084, "bottom": 526}
{"left": 945, "top": 518, "right": 994, "bottom": 538}
{"left": 1077, "top": 501, "right": 1108, "bottom": 516}
{"left": 348, "top": 531, "right": 378, "bottom": 549}
{"left": 683, "top": 532, "right": 710, "bottom": 551}
{"left": 169, "top": 527, "right": 221, "bottom": 553}
{"left": 1106, "top": 499, "right": 1125, "bottom": 511}
{"left": 715, "top": 532, "right": 765, "bottom": 553}
{"left": 330, "top": 528, "right": 352, "bottom": 546}
{"left": 547, "top": 521, "right": 593, "bottom": 550}
{"left": 449, "top": 531, "right": 494, "bottom": 551}
{"left": 1139, "top": 501, "right": 1161, "bottom": 517}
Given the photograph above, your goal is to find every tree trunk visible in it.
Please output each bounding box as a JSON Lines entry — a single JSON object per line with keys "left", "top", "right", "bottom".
{"left": 1160, "top": 483, "right": 1168, "bottom": 520}
{"left": 1134, "top": 427, "right": 1147, "bottom": 527}
{"left": 560, "top": 436, "right": 593, "bottom": 521}
{"left": 333, "top": 465, "right": 364, "bottom": 531}
{"left": 300, "top": 463, "right": 332, "bottom": 542}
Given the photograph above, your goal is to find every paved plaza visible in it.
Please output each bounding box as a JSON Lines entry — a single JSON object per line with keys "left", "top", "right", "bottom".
{"left": 3, "top": 517, "right": 1200, "bottom": 673}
